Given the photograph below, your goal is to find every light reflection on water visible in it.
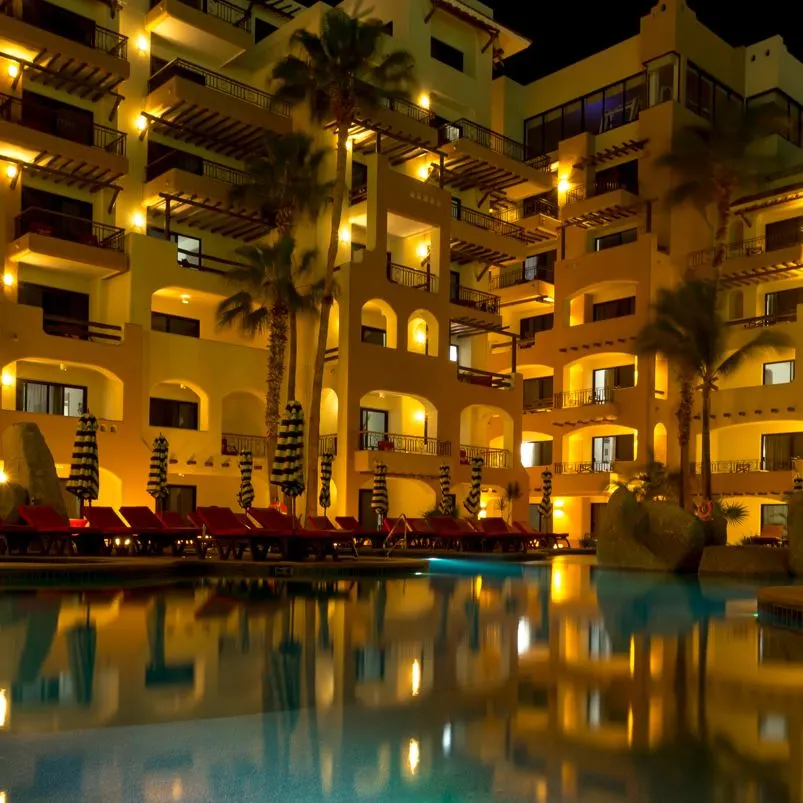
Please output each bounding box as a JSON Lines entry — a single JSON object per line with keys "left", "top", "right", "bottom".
{"left": 0, "top": 558, "right": 799, "bottom": 802}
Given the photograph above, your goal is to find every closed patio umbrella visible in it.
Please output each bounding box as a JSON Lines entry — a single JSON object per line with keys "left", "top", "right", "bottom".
{"left": 271, "top": 400, "right": 305, "bottom": 524}
{"left": 795, "top": 473, "right": 802, "bottom": 493}
{"left": 371, "top": 461, "right": 388, "bottom": 530}
{"left": 538, "top": 469, "right": 553, "bottom": 530}
{"left": 237, "top": 448, "right": 255, "bottom": 511}
{"left": 65, "top": 411, "right": 99, "bottom": 512}
{"left": 319, "top": 452, "right": 334, "bottom": 515}
{"left": 463, "top": 456, "right": 483, "bottom": 517}
{"left": 67, "top": 618, "right": 96, "bottom": 706}
{"left": 147, "top": 433, "right": 169, "bottom": 512}
{"left": 439, "top": 463, "right": 453, "bottom": 515}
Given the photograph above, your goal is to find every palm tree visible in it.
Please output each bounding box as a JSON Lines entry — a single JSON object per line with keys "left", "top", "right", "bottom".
{"left": 232, "top": 131, "right": 333, "bottom": 236}
{"left": 272, "top": 7, "right": 417, "bottom": 514}
{"left": 217, "top": 236, "right": 323, "bottom": 456}
{"left": 657, "top": 105, "right": 784, "bottom": 274}
{"left": 636, "top": 279, "right": 789, "bottom": 505}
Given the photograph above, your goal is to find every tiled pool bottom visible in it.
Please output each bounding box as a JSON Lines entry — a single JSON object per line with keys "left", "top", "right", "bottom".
{"left": 0, "top": 560, "right": 799, "bottom": 802}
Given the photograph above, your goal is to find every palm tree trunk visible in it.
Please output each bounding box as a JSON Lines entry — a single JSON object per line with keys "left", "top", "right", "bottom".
{"left": 267, "top": 303, "right": 289, "bottom": 478}
{"left": 287, "top": 307, "right": 298, "bottom": 401}
{"left": 304, "top": 122, "right": 349, "bottom": 516}
{"left": 701, "top": 381, "right": 712, "bottom": 501}
{"left": 676, "top": 377, "right": 694, "bottom": 510}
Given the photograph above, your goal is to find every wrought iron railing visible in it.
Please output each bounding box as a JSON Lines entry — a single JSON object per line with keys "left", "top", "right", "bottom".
{"left": 148, "top": 57, "right": 288, "bottom": 114}
{"left": 726, "top": 312, "right": 797, "bottom": 328}
{"left": 553, "top": 387, "right": 615, "bottom": 409}
{"left": 15, "top": 207, "right": 125, "bottom": 251}
{"left": 450, "top": 285, "right": 500, "bottom": 314}
{"left": 145, "top": 150, "right": 250, "bottom": 184}
{"left": 149, "top": 0, "right": 251, "bottom": 31}
{"left": 0, "top": 93, "right": 126, "bottom": 155}
{"left": 523, "top": 396, "right": 554, "bottom": 411}
{"left": 554, "top": 461, "right": 614, "bottom": 474}
{"left": 565, "top": 179, "right": 637, "bottom": 205}
{"left": 319, "top": 434, "right": 338, "bottom": 456}
{"left": 489, "top": 262, "right": 555, "bottom": 289}
{"left": 691, "top": 458, "right": 795, "bottom": 474}
{"left": 451, "top": 202, "right": 531, "bottom": 242}
{"left": 378, "top": 94, "right": 434, "bottom": 125}
{"left": 387, "top": 263, "right": 438, "bottom": 293}
{"left": 221, "top": 432, "right": 268, "bottom": 457}
{"left": 8, "top": 0, "right": 129, "bottom": 58}
{"left": 496, "top": 196, "right": 559, "bottom": 223}
{"left": 456, "top": 365, "right": 512, "bottom": 389}
{"left": 358, "top": 430, "right": 451, "bottom": 456}
{"left": 176, "top": 249, "right": 249, "bottom": 275}
{"left": 459, "top": 445, "right": 511, "bottom": 469}
{"left": 42, "top": 315, "right": 123, "bottom": 343}
{"left": 440, "top": 118, "right": 551, "bottom": 171}
{"left": 688, "top": 231, "right": 803, "bottom": 269}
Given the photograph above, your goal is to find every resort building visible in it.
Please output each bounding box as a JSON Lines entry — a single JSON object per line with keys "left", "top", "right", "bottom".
{"left": 0, "top": 0, "right": 801, "bottom": 539}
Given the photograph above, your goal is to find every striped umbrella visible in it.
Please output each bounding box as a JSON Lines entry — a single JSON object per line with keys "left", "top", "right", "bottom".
{"left": 371, "top": 461, "right": 388, "bottom": 530}
{"left": 146, "top": 434, "right": 169, "bottom": 511}
{"left": 539, "top": 469, "right": 554, "bottom": 523}
{"left": 439, "top": 463, "right": 453, "bottom": 515}
{"left": 270, "top": 400, "right": 305, "bottom": 498}
{"left": 237, "top": 449, "right": 255, "bottom": 510}
{"left": 463, "top": 456, "right": 483, "bottom": 516}
{"left": 319, "top": 452, "right": 334, "bottom": 514}
{"left": 65, "top": 411, "right": 99, "bottom": 509}
{"left": 794, "top": 473, "right": 803, "bottom": 493}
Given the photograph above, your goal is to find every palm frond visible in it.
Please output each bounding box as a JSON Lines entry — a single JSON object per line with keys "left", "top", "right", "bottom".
{"left": 717, "top": 328, "right": 792, "bottom": 376}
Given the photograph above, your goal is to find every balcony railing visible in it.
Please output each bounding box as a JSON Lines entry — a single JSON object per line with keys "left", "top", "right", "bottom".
{"left": 148, "top": 58, "right": 288, "bottom": 115}
{"left": 319, "top": 434, "right": 338, "bottom": 456}
{"left": 554, "top": 461, "right": 614, "bottom": 474}
{"left": 149, "top": 0, "right": 251, "bottom": 31}
{"left": 146, "top": 150, "right": 250, "bottom": 185}
{"left": 0, "top": 93, "right": 126, "bottom": 155}
{"left": 553, "top": 387, "right": 615, "bottom": 409}
{"left": 456, "top": 366, "right": 512, "bottom": 389}
{"left": 175, "top": 248, "right": 248, "bottom": 275}
{"left": 387, "top": 263, "right": 438, "bottom": 293}
{"left": 358, "top": 431, "right": 451, "bottom": 456}
{"left": 41, "top": 315, "right": 123, "bottom": 343}
{"left": 726, "top": 312, "right": 797, "bottom": 329}
{"left": 489, "top": 263, "right": 555, "bottom": 290}
{"left": 691, "top": 458, "right": 795, "bottom": 474}
{"left": 9, "top": 0, "right": 129, "bottom": 58}
{"left": 440, "top": 118, "right": 551, "bottom": 170}
{"left": 450, "top": 285, "right": 500, "bottom": 314}
{"left": 221, "top": 433, "right": 267, "bottom": 458}
{"left": 688, "top": 232, "right": 803, "bottom": 269}
{"left": 459, "top": 445, "right": 511, "bottom": 469}
{"left": 15, "top": 208, "right": 126, "bottom": 251}
{"left": 523, "top": 396, "right": 554, "bottom": 411}
{"left": 378, "top": 94, "right": 434, "bottom": 125}
{"left": 496, "top": 196, "right": 559, "bottom": 223}
{"left": 565, "top": 179, "right": 637, "bottom": 205}
{"left": 452, "top": 202, "right": 532, "bottom": 243}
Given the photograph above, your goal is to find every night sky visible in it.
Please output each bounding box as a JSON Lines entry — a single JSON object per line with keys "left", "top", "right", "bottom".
{"left": 487, "top": 0, "right": 802, "bottom": 84}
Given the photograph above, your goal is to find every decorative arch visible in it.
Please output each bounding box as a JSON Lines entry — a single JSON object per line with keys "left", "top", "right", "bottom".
{"left": 358, "top": 390, "right": 439, "bottom": 447}
{"left": 150, "top": 378, "right": 209, "bottom": 431}
{"left": 460, "top": 403, "right": 515, "bottom": 457}
{"left": 407, "top": 309, "right": 439, "bottom": 356}
{"left": 360, "top": 299, "right": 397, "bottom": 349}
{"left": 653, "top": 422, "right": 668, "bottom": 464}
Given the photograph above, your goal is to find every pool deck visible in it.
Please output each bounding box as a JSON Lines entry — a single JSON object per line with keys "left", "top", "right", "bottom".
{"left": 757, "top": 586, "right": 803, "bottom": 630}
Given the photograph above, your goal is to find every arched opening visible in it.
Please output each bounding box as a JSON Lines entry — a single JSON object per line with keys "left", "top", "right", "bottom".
{"left": 2, "top": 358, "right": 124, "bottom": 420}
{"left": 407, "top": 309, "right": 439, "bottom": 356}
{"left": 459, "top": 404, "right": 514, "bottom": 468}
{"left": 653, "top": 423, "right": 668, "bottom": 464}
{"left": 360, "top": 299, "right": 397, "bottom": 349}
{"left": 518, "top": 364, "right": 555, "bottom": 411}
{"left": 149, "top": 380, "right": 208, "bottom": 431}
{"left": 563, "top": 423, "right": 638, "bottom": 471}
{"left": 221, "top": 390, "right": 264, "bottom": 456}
{"left": 562, "top": 352, "right": 636, "bottom": 406}
{"left": 729, "top": 290, "right": 744, "bottom": 321}
{"left": 320, "top": 388, "right": 339, "bottom": 445}
{"left": 704, "top": 420, "right": 803, "bottom": 471}
{"left": 567, "top": 280, "right": 638, "bottom": 327}
{"left": 358, "top": 391, "right": 439, "bottom": 453}
{"left": 521, "top": 429, "right": 553, "bottom": 469}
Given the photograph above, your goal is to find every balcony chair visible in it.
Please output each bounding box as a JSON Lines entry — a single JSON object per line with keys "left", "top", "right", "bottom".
{"left": 119, "top": 506, "right": 201, "bottom": 556}
{"left": 17, "top": 504, "right": 105, "bottom": 555}
{"left": 248, "top": 507, "right": 342, "bottom": 561}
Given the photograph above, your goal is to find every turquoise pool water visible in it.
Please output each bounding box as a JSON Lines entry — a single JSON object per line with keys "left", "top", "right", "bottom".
{"left": 0, "top": 557, "right": 798, "bottom": 802}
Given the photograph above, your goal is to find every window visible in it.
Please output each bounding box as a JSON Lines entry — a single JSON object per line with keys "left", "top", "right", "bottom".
{"left": 760, "top": 503, "right": 788, "bottom": 530}
{"left": 595, "top": 228, "right": 638, "bottom": 251}
{"left": 594, "top": 160, "right": 638, "bottom": 195}
{"left": 763, "top": 360, "right": 795, "bottom": 385}
{"left": 149, "top": 397, "right": 199, "bottom": 430}
{"left": 759, "top": 713, "right": 788, "bottom": 742}
{"left": 18, "top": 283, "right": 90, "bottom": 335}
{"left": 521, "top": 440, "right": 552, "bottom": 468}
{"left": 22, "top": 91, "right": 94, "bottom": 147}
{"left": 765, "top": 216, "right": 803, "bottom": 251}
{"left": 19, "top": 186, "right": 94, "bottom": 244}
{"left": 20, "top": 0, "right": 97, "bottom": 49}
{"left": 449, "top": 344, "right": 459, "bottom": 362}
{"left": 645, "top": 53, "right": 679, "bottom": 107}
{"left": 165, "top": 484, "right": 196, "bottom": 515}
{"left": 593, "top": 434, "right": 634, "bottom": 466}
{"left": 520, "top": 313, "right": 554, "bottom": 340}
{"left": 761, "top": 434, "right": 803, "bottom": 471}
{"left": 747, "top": 89, "right": 803, "bottom": 149}
{"left": 593, "top": 364, "right": 636, "bottom": 391}
{"left": 523, "top": 250, "right": 557, "bottom": 282}
{"left": 17, "top": 380, "right": 86, "bottom": 417}
{"left": 147, "top": 225, "right": 202, "bottom": 268}
{"left": 523, "top": 376, "right": 553, "bottom": 409}
{"left": 361, "top": 325, "right": 386, "bottom": 347}
{"left": 765, "top": 288, "right": 800, "bottom": 318}
{"left": 592, "top": 296, "right": 636, "bottom": 321}
{"left": 431, "top": 37, "right": 463, "bottom": 72}
{"left": 685, "top": 61, "right": 742, "bottom": 122}
{"left": 254, "top": 17, "right": 278, "bottom": 43}
{"left": 151, "top": 311, "right": 201, "bottom": 338}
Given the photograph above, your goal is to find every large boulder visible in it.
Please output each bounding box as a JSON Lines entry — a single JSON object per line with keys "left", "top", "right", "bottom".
{"left": 786, "top": 493, "right": 803, "bottom": 575}
{"left": 1, "top": 422, "right": 67, "bottom": 519}
{"left": 597, "top": 487, "right": 706, "bottom": 572}
{"left": 0, "top": 481, "right": 29, "bottom": 524}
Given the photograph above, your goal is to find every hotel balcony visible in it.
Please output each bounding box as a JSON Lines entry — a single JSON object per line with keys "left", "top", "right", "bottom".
{"left": 438, "top": 119, "right": 553, "bottom": 200}
{"left": 449, "top": 284, "right": 500, "bottom": 315}
{"left": 693, "top": 459, "right": 796, "bottom": 497}
{"left": 450, "top": 203, "right": 538, "bottom": 264}
{"left": 489, "top": 261, "right": 554, "bottom": 293}
{"left": 220, "top": 432, "right": 339, "bottom": 459}
{"left": 386, "top": 262, "right": 439, "bottom": 294}
{"left": 689, "top": 232, "right": 803, "bottom": 288}
{"left": 495, "top": 196, "right": 561, "bottom": 240}
{"left": 1, "top": 0, "right": 129, "bottom": 100}
{"left": 456, "top": 366, "right": 512, "bottom": 389}
{"left": 560, "top": 178, "right": 641, "bottom": 228}
{"left": 353, "top": 431, "right": 451, "bottom": 475}
{"left": 7, "top": 207, "right": 127, "bottom": 278}
{"left": 552, "top": 459, "right": 638, "bottom": 495}
{"left": 145, "top": 0, "right": 252, "bottom": 63}
{"left": 143, "top": 151, "right": 272, "bottom": 242}
{"left": 349, "top": 95, "right": 438, "bottom": 159}
{"left": 458, "top": 445, "right": 512, "bottom": 469}
{"left": 0, "top": 93, "right": 127, "bottom": 187}
{"left": 144, "top": 58, "right": 291, "bottom": 160}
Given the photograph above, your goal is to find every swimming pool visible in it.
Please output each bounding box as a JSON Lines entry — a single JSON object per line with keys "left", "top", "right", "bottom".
{"left": 0, "top": 557, "right": 798, "bottom": 801}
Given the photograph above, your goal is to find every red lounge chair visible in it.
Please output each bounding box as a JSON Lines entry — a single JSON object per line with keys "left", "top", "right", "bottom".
{"left": 119, "top": 506, "right": 200, "bottom": 556}
{"left": 17, "top": 505, "right": 103, "bottom": 555}
{"left": 195, "top": 506, "right": 272, "bottom": 561}
{"left": 249, "top": 507, "right": 341, "bottom": 561}
{"left": 405, "top": 517, "right": 435, "bottom": 549}
{"left": 84, "top": 507, "right": 141, "bottom": 554}
{"left": 428, "top": 516, "right": 483, "bottom": 551}
{"left": 0, "top": 518, "right": 36, "bottom": 556}
{"left": 335, "top": 515, "right": 383, "bottom": 548}
{"left": 307, "top": 516, "right": 337, "bottom": 531}
{"left": 512, "top": 521, "right": 570, "bottom": 550}
{"left": 478, "top": 517, "right": 527, "bottom": 552}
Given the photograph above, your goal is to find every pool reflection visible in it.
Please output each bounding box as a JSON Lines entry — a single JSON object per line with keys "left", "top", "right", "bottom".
{"left": 0, "top": 558, "right": 799, "bottom": 802}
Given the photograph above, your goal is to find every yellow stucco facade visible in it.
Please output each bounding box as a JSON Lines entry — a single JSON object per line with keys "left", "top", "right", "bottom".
{"left": 0, "top": 0, "right": 802, "bottom": 538}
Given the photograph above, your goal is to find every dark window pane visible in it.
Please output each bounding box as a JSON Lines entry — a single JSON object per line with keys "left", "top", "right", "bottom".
{"left": 149, "top": 398, "right": 199, "bottom": 430}
{"left": 431, "top": 37, "right": 463, "bottom": 72}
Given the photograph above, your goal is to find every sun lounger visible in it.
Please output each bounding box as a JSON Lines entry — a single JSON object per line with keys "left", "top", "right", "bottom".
{"left": 428, "top": 516, "right": 483, "bottom": 551}
{"left": 119, "top": 506, "right": 201, "bottom": 556}
{"left": 17, "top": 504, "right": 105, "bottom": 555}
{"left": 194, "top": 506, "right": 273, "bottom": 561}
{"left": 0, "top": 518, "right": 36, "bottom": 556}
{"left": 83, "top": 507, "right": 141, "bottom": 555}
{"left": 307, "top": 515, "right": 338, "bottom": 531}
{"left": 248, "top": 507, "right": 342, "bottom": 561}
{"left": 478, "top": 517, "right": 528, "bottom": 552}
{"left": 335, "top": 515, "right": 383, "bottom": 548}
{"left": 512, "top": 521, "right": 570, "bottom": 549}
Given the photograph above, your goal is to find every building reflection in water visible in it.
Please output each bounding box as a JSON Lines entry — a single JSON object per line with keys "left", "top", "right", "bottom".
{"left": 0, "top": 560, "right": 797, "bottom": 801}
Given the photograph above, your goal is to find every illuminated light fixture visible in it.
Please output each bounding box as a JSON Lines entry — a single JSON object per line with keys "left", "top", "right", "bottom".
{"left": 2, "top": 272, "right": 13, "bottom": 287}
{"left": 418, "top": 92, "right": 430, "bottom": 109}
{"left": 411, "top": 658, "right": 421, "bottom": 696}
{"left": 550, "top": 161, "right": 559, "bottom": 172}
{"left": 5, "top": 163, "right": 17, "bottom": 179}
{"left": 131, "top": 211, "right": 146, "bottom": 230}
{"left": 541, "top": 294, "right": 554, "bottom": 303}
{"left": 557, "top": 178, "right": 571, "bottom": 193}
{"left": 553, "top": 509, "right": 565, "bottom": 519}
{"left": 416, "top": 163, "right": 431, "bottom": 181}
{"left": 414, "top": 408, "right": 426, "bottom": 421}
{"left": 0, "top": 470, "right": 7, "bottom": 483}
{"left": 554, "top": 498, "right": 565, "bottom": 508}
{"left": 416, "top": 242, "right": 430, "bottom": 259}
{"left": 0, "top": 372, "right": 13, "bottom": 387}
{"left": 180, "top": 293, "right": 191, "bottom": 304}
{"left": 414, "top": 328, "right": 427, "bottom": 345}
{"left": 7, "top": 62, "right": 19, "bottom": 79}
{"left": 338, "top": 226, "right": 351, "bottom": 243}
{"left": 135, "top": 34, "right": 149, "bottom": 54}
{"left": 135, "top": 114, "right": 148, "bottom": 132}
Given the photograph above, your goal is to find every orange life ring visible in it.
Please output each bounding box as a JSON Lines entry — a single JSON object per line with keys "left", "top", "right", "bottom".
{"left": 697, "top": 500, "right": 714, "bottom": 521}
